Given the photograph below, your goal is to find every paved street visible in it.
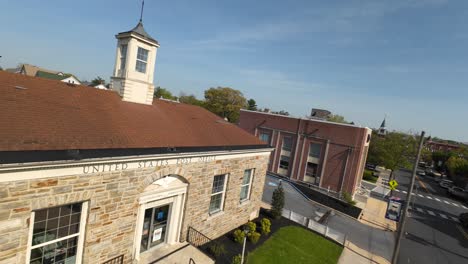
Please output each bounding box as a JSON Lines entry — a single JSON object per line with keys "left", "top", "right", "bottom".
{"left": 390, "top": 170, "right": 468, "bottom": 264}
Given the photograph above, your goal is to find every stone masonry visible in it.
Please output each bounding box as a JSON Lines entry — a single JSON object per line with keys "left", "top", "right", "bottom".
{"left": 0, "top": 153, "right": 269, "bottom": 264}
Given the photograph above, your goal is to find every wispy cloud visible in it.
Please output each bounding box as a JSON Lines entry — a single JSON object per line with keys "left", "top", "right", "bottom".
{"left": 186, "top": 0, "right": 449, "bottom": 50}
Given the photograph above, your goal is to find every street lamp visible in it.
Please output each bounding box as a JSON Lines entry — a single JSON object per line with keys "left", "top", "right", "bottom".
{"left": 240, "top": 227, "right": 249, "bottom": 264}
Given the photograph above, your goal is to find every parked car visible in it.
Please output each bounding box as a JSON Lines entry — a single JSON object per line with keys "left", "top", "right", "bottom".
{"left": 460, "top": 213, "right": 468, "bottom": 228}
{"left": 439, "top": 180, "right": 454, "bottom": 189}
{"left": 417, "top": 170, "right": 426, "bottom": 176}
{"left": 365, "top": 163, "right": 376, "bottom": 171}
{"left": 447, "top": 186, "right": 468, "bottom": 200}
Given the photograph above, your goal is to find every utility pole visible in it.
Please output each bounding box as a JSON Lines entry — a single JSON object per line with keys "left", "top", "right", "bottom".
{"left": 391, "top": 131, "right": 425, "bottom": 264}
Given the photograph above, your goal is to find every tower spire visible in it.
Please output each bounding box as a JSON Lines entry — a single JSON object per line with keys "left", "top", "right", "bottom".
{"left": 139, "top": 0, "right": 145, "bottom": 22}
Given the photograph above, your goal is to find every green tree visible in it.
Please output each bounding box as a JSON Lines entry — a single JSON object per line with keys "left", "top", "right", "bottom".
{"left": 446, "top": 156, "right": 468, "bottom": 186}
{"left": 204, "top": 87, "right": 247, "bottom": 123}
{"left": 91, "top": 76, "right": 106, "bottom": 86}
{"left": 270, "top": 182, "right": 285, "bottom": 219}
{"left": 432, "top": 151, "right": 454, "bottom": 171}
{"left": 178, "top": 93, "right": 204, "bottom": 107}
{"left": 327, "top": 114, "right": 348, "bottom": 124}
{"left": 247, "top": 99, "right": 257, "bottom": 111}
{"left": 154, "top": 86, "right": 177, "bottom": 100}
{"left": 367, "top": 132, "right": 418, "bottom": 177}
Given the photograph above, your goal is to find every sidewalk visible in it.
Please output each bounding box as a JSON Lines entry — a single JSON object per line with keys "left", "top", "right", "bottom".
{"left": 360, "top": 197, "right": 397, "bottom": 232}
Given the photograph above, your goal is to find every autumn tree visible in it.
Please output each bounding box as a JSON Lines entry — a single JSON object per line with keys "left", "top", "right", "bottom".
{"left": 247, "top": 99, "right": 257, "bottom": 111}
{"left": 327, "top": 114, "right": 348, "bottom": 124}
{"left": 91, "top": 76, "right": 106, "bottom": 86}
{"left": 367, "top": 132, "right": 419, "bottom": 178}
{"left": 154, "top": 86, "right": 177, "bottom": 100}
{"left": 178, "top": 93, "right": 204, "bottom": 107}
{"left": 204, "top": 87, "right": 247, "bottom": 123}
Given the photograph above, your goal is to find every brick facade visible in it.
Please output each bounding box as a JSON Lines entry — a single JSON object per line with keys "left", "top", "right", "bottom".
{"left": 0, "top": 153, "right": 269, "bottom": 264}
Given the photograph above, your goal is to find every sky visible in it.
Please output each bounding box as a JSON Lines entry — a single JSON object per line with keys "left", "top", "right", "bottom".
{"left": 1, "top": 0, "right": 467, "bottom": 142}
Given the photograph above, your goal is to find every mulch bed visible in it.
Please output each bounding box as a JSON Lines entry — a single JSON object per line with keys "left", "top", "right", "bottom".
{"left": 201, "top": 208, "right": 304, "bottom": 264}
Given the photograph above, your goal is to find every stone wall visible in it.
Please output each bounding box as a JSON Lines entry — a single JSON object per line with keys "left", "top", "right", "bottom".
{"left": 0, "top": 153, "right": 269, "bottom": 264}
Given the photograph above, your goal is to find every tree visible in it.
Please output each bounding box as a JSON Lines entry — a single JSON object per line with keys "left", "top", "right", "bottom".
{"left": 446, "top": 156, "right": 468, "bottom": 187}
{"left": 204, "top": 87, "right": 247, "bottom": 123}
{"left": 154, "top": 86, "right": 177, "bottom": 100}
{"left": 367, "top": 132, "right": 418, "bottom": 177}
{"left": 270, "top": 182, "right": 285, "bottom": 219}
{"left": 178, "top": 93, "right": 204, "bottom": 107}
{"left": 327, "top": 114, "right": 348, "bottom": 124}
{"left": 247, "top": 99, "right": 257, "bottom": 111}
{"left": 91, "top": 76, "right": 106, "bottom": 86}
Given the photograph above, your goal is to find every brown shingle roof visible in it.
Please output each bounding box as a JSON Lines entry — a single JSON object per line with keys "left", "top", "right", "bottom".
{"left": 0, "top": 71, "right": 265, "bottom": 151}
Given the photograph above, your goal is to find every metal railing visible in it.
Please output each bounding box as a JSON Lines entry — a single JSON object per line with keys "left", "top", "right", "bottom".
{"left": 187, "top": 226, "right": 212, "bottom": 247}
{"left": 102, "top": 254, "right": 124, "bottom": 264}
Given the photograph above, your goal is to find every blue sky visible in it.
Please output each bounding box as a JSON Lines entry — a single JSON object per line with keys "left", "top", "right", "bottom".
{"left": 1, "top": 0, "right": 467, "bottom": 142}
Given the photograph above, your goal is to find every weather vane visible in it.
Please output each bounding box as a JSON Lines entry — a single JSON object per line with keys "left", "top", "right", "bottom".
{"left": 139, "top": 0, "right": 145, "bottom": 22}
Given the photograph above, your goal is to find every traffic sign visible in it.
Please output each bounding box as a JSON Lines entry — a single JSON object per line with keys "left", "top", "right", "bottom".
{"left": 388, "top": 180, "right": 398, "bottom": 190}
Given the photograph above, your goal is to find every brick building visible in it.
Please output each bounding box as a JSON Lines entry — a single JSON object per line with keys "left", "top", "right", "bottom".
{"left": 0, "top": 21, "right": 271, "bottom": 264}
{"left": 239, "top": 110, "right": 372, "bottom": 197}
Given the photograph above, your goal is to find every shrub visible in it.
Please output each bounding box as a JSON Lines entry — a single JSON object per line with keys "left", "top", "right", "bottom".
{"left": 245, "top": 221, "right": 256, "bottom": 233}
{"left": 248, "top": 231, "right": 261, "bottom": 244}
{"left": 233, "top": 229, "right": 246, "bottom": 244}
{"left": 231, "top": 254, "right": 242, "bottom": 264}
{"left": 209, "top": 243, "right": 226, "bottom": 257}
{"left": 363, "top": 170, "right": 378, "bottom": 183}
{"left": 270, "top": 183, "right": 285, "bottom": 219}
{"left": 342, "top": 192, "right": 357, "bottom": 206}
{"left": 260, "top": 218, "right": 271, "bottom": 235}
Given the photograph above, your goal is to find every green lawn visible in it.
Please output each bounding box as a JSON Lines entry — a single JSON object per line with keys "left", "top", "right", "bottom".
{"left": 363, "top": 169, "right": 379, "bottom": 183}
{"left": 247, "top": 226, "right": 343, "bottom": 264}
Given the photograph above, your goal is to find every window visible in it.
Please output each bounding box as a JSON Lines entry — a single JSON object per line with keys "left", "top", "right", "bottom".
{"left": 259, "top": 133, "right": 270, "bottom": 143}
{"left": 309, "top": 143, "right": 322, "bottom": 158}
{"left": 209, "top": 174, "right": 228, "bottom": 214}
{"left": 240, "top": 169, "right": 254, "bottom": 202}
{"left": 140, "top": 205, "right": 170, "bottom": 252}
{"left": 306, "top": 162, "right": 318, "bottom": 177}
{"left": 279, "top": 155, "right": 290, "bottom": 170}
{"left": 29, "top": 203, "right": 86, "bottom": 264}
{"left": 135, "top": 47, "right": 149, "bottom": 73}
{"left": 120, "top": 44, "right": 128, "bottom": 70}
{"left": 282, "top": 137, "right": 292, "bottom": 151}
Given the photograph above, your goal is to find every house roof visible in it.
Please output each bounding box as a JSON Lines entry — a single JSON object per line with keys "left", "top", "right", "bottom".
{"left": 21, "top": 64, "right": 59, "bottom": 77}
{"left": 0, "top": 71, "right": 266, "bottom": 152}
{"left": 35, "top": 70, "right": 80, "bottom": 82}
{"left": 117, "top": 21, "right": 159, "bottom": 45}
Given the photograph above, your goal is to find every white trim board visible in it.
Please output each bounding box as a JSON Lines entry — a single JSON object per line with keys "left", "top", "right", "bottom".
{"left": 0, "top": 149, "right": 272, "bottom": 183}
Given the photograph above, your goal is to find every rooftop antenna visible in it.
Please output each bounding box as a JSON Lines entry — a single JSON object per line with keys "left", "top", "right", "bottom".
{"left": 139, "top": 0, "right": 145, "bottom": 22}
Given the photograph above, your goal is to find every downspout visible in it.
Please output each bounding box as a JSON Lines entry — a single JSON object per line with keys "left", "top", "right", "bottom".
{"left": 339, "top": 148, "right": 352, "bottom": 198}
{"left": 273, "top": 131, "right": 281, "bottom": 172}
{"left": 290, "top": 118, "right": 302, "bottom": 179}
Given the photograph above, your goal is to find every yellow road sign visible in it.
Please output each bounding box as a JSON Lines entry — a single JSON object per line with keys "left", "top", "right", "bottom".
{"left": 389, "top": 180, "right": 398, "bottom": 190}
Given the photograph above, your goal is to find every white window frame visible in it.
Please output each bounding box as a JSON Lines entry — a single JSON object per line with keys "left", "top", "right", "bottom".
{"left": 120, "top": 44, "right": 128, "bottom": 70}
{"left": 240, "top": 169, "right": 254, "bottom": 202}
{"left": 209, "top": 174, "right": 228, "bottom": 215}
{"left": 26, "top": 201, "right": 88, "bottom": 264}
{"left": 135, "top": 47, "right": 149, "bottom": 73}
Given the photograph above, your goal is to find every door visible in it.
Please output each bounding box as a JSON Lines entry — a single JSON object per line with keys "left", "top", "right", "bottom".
{"left": 140, "top": 204, "right": 170, "bottom": 252}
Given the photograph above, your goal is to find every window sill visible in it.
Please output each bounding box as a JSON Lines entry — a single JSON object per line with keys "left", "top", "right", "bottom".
{"left": 239, "top": 200, "right": 251, "bottom": 207}
{"left": 207, "top": 210, "right": 225, "bottom": 220}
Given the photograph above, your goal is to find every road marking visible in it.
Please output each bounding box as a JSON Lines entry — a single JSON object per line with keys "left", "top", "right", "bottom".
{"left": 463, "top": 205, "right": 468, "bottom": 209}
{"left": 435, "top": 198, "right": 441, "bottom": 202}
{"left": 416, "top": 208, "right": 424, "bottom": 213}
{"left": 416, "top": 175, "right": 430, "bottom": 193}
{"left": 402, "top": 190, "right": 407, "bottom": 194}
{"left": 444, "top": 200, "right": 451, "bottom": 204}
{"left": 395, "top": 189, "right": 400, "bottom": 192}
{"left": 451, "top": 216, "right": 459, "bottom": 222}
{"left": 452, "top": 203, "right": 459, "bottom": 207}
{"left": 440, "top": 214, "right": 448, "bottom": 219}
{"left": 426, "top": 196, "right": 432, "bottom": 199}
{"left": 428, "top": 210, "right": 436, "bottom": 216}
{"left": 418, "top": 194, "right": 424, "bottom": 198}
